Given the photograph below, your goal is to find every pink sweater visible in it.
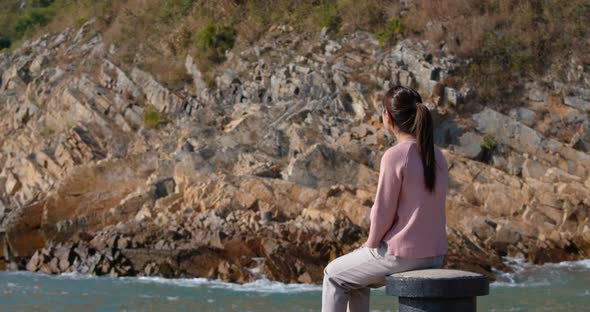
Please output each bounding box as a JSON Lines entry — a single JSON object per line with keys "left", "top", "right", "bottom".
{"left": 365, "top": 139, "right": 449, "bottom": 258}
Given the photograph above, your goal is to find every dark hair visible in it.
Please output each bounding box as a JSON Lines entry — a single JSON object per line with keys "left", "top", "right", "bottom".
{"left": 382, "top": 85, "right": 436, "bottom": 192}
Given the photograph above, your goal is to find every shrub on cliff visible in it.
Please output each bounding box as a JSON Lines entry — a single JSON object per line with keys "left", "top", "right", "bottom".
{"left": 376, "top": 17, "right": 406, "bottom": 47}
{"left": 159, "top": 0, "right": 194, "bottom": 24}
{"left": 405, "top": 0, "right": 590, "bottom": 104}
{"left": 0, "top": 0, "right": 587, "bottom": 107}
{"left": 194, "top": 22, "right": 236, "bottom": 64}
{"left": 314, "top": 3, "right": 341, "bottom": 32}
{"left": 0, "top": 36, "right": 10, "bottom": 50}
{"left": 14, "top": 7, "right": 56, "bottom": 39}
{"left": 143, "top": 105, "right": 161, "bottom": 129}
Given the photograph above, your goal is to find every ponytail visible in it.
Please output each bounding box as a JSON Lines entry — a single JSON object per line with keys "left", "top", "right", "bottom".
{"left": 413, "top": 103, "right": 436, "bottom": 193}
{"left": 383, "top": 85, "right": 437, "bottom": 193}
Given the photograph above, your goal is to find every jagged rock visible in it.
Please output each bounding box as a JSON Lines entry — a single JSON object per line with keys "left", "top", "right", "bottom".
{"left": 473, "top": 108, "right": 543, "bottom": 155}
{"left": 152, "top": 178, "right": 175, "bottom": 199}
{"left": 522, "top": 159, "right": 547, "bottom": 179}
{"left": 4, "top": 172, "right": 21, "bottom": 195}
{"left": 26, "top": 250, "right": 41, "bottom": 272}
{"left": 444, "top": 87, "right": 458, "bottom": 105}
{"left": 282, "top": 143, "right": 373, "bottom": 188}
{"left": 453, "top": 132, "right": 482, "bottom": 159}
{"left": 346, "top": 84, "right": 368, "bottom": 120}
{"left": 185, "top": 54, "right": 207, "bottom": 96}
{"left": 489, "top": 225, "right": 522, "bottom": 255}
{"left": 15, "top": 102, "right": 39, "bottom": 125}
{"left": 130, "top": 67, "right": 183, "bottom": 114}
{"left": 29, "top": 54, "right": 49, "bottom": 76}
{"left": 564, "top": 96, "right": 590, "bottom": 112}
{"left": 471, "top": 218, "right": 496, "bottom": 241}
{"left": 0, "top": 23, "right": 589, "bottom": 286}
{"left": 509, "top": 107, "right": 536, "bottom": 127}
{"left": 135, "top": 205, "right": 152, "bottom": 222}
{"left": 297, "top": 271, "right": 313, "bottom": 284}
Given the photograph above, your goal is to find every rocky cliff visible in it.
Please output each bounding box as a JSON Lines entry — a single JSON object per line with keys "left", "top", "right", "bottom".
{"left": 0, "top": 19, "right": 589, "bottom": 284}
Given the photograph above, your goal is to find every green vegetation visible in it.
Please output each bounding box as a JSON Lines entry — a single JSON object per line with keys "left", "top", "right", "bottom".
{"left": 0, "top": 0, "right": 57, "bottom": 50}
{"left": 376, "top": 17, "right": 405, "bottom": 47}
{"left": 143, "top": 105, "right": 161, "bottom": 129}
{"left": 0, "top": 0, "right": 587, "bottom": 105}
{"left": 0, "top": 37, "right": 10, "bottom": 49}
{"left": 419, "top": 0, "right": 590, "bottom": 103}
{"left": 314, "top": 3, "right": 341, "bottom": 31}
{"left": 75, "top": 17, "right": 88, "bottom": 28}
{"left": 159, "top": 0, "right": 194, "bottom": 24}
{"left": 195, "top": 22, "right": 236, "bottom": 63}
{"left": 480, "top": 134, "right": 497, "bottom": 151}
{"left": 0, "top": 0, "right": 113, "bottom": 51}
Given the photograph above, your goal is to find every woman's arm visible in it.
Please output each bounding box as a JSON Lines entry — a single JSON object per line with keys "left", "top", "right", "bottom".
{"left": 363, "top": 147, "right": 405, "bottom": 248}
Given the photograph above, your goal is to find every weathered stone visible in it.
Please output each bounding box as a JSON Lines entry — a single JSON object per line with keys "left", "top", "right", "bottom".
{"left": 522, "top": 159, "right": 547, "bottom": 179}
{"left": 453, "top": 132, "right": 482, "bottom": 159}
{"left": 471, "top": 218, "right": 496, "bottom": 241}
{"left": 564, "top": 96, "right": 590, "bottom": 112}
{"left": 509, "top": 107, "right": 536, "bottom": 127}
{"left": 29, "top": 54, "right": 49, "bottom": 76}
{"left": 130, "top": 67, "right": 183, "bottom": 114}
{"left": 473, "top": 108, "right": 543, "bottom": 155}
{"left": 26, "top": 250, "right": 41, "bottom": 272}
{"left": 4, "top": 172, "right": 21, "bottom": 195}
{"left": 282, "top": 143, "right": 373, "bottom": 188}
{"left": 0, "top": 24, "right": 588, "bottom": 286}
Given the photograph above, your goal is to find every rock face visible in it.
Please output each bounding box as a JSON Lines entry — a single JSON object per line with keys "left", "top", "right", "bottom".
{"left": 0, "top": 22, "right": 589, "bottom": 284}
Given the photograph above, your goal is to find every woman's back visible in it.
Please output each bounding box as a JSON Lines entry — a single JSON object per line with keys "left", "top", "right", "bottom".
{"left": 367, "top": 139, "right": 449, "bottom": 258}
{"left": 322, "top": 85, "right": 447, "bottom": 312}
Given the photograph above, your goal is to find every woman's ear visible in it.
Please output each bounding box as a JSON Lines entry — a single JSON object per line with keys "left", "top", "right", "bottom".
{"left": 383, "top": 110, "right": 393, "bottom": 128}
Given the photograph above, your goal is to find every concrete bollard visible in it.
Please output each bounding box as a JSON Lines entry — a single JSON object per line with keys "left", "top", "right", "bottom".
{"left": 385, "top": 269, "right": 489, "bottom": 312}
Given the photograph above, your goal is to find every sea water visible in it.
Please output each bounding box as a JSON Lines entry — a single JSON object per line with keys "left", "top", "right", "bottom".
{"left": 1, "top": 257, "right": 589, "bottom": 311}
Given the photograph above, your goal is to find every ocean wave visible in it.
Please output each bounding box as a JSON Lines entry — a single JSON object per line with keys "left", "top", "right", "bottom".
{"left": 491, "top": 256, "right": 590, "bottom": 288}
{"left": 3, "top": 270, "right": 322, "bottom": 293}
{"left": 537, "top": 259, "right": 590, "bottom": 269}
{"left": 130, "top": 276, "right": 322, "bottom": 293}
{"left": 490, "top": 280, "right": 551, "bottom": 288}
{"left": 4, "top": 256, "right": 588, "bottom": 293}
{"left": 501, "top": 256, "right": 590, "bottom": 270}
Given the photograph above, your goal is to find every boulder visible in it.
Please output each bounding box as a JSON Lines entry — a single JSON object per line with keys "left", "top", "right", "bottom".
{"left": 473, "top": 108, "right": 543, "bottom": 155}
{"left": 453, "top": 132, "right": 482, "bottom": 159}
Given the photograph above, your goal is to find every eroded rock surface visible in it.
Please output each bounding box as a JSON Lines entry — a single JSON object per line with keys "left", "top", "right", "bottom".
{"left": 1, "top": 23, "right": 589, "bottom": 284}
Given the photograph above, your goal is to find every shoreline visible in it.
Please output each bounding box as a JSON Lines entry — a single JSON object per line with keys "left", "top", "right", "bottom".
{"left": 3, "top": 256, "right": 589, "bottom": 290}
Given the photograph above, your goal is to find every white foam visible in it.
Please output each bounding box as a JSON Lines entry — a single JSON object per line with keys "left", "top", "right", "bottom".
{"left": 490, "top": 280, "right": 551, "bottom": 288}
{"left": 5, "top": 257, "right": 588, "bottom": 294}
{"left": 501, "top": 257, "right": 590, "bottom": 270}
{"left": 57, "top": 272, "right": 97, "bottom": 279}
{"left": 491, "top": 256, "right": 590, "bottom": 288}
{"left": 2, "top": 271, "right": 38, "bottom": 277}
{"left": 246, "top": 257, "right": 266, "bottom": 276}
{"left": 539, "top": 259, "right": 590, "bottom": 269}
{"left": 131, "top": 276, "right": 322, "bottom": 293}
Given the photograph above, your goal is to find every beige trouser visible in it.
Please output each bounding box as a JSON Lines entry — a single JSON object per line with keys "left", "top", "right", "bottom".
{"left": 321, "top": 241, "right": 444, "bottom": 312}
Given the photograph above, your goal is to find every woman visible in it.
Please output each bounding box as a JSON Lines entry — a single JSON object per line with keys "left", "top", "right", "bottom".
{"left": 321, "top": 85, "right": 449, "bottom": 312}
